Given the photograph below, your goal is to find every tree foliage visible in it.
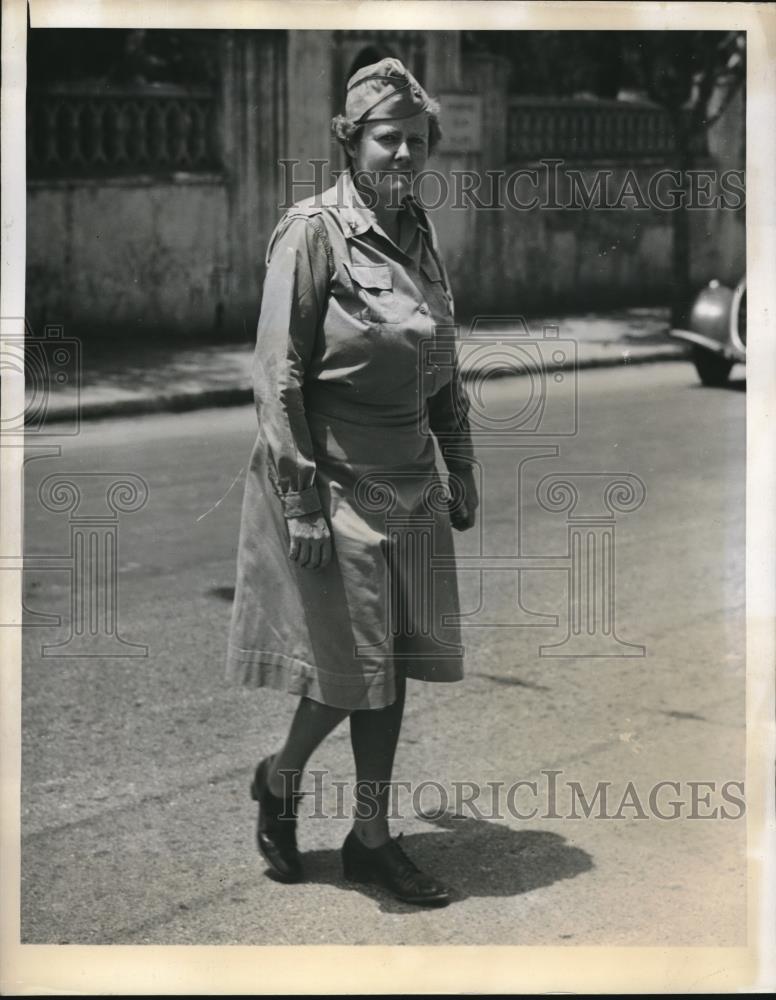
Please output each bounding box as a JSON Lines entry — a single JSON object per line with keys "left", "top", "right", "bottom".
{"left": 462, "top": 29, "right": 745, "bottom": 123}
{"left": 463, "top": 30, "right": 746, "bottom": 320}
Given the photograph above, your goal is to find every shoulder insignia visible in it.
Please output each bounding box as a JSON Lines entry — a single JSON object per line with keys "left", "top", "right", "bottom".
{"left": 265, "top": 201, "right": 335, "bottom": 267}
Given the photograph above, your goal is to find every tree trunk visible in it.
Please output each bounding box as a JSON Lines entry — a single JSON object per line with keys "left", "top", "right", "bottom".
{"left": 670, "top": 113, "right": 693, "bottom": 328}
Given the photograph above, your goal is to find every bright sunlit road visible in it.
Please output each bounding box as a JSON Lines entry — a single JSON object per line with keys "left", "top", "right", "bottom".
{"left": 20, "top": 362, "right": 746, "bottom": 945}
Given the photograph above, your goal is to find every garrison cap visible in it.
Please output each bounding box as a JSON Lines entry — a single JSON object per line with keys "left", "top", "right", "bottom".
{"left": 345, "top": 57, "right": 434, "bottom": 124}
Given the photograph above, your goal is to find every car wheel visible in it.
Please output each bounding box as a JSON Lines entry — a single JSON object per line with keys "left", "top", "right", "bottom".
{"left": 692, "top": 347, "right": 734, "bottom": 387}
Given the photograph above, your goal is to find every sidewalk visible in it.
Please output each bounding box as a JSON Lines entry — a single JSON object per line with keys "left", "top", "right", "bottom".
{"left": 33, "top": 307, "right": 688, "bottom": 424}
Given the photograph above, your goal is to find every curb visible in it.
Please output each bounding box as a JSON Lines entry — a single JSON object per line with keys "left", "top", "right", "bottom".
{"left": 37, "top": 344, "right": 690, "bottom": 425}
{"left": 48, "top": 386, "right": 255, "bottom": 425}
{"left": 459, "top": 343, "right": 689, "bottom": 381}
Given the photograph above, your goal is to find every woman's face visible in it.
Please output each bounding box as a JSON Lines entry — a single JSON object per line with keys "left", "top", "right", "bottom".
{"left": 347, "top": 112, "right": 430, "bottom": 209}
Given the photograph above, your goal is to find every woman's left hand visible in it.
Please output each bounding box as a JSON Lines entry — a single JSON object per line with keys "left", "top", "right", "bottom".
{"left": 449, "top": 470, "right": 479, "bottom": 532}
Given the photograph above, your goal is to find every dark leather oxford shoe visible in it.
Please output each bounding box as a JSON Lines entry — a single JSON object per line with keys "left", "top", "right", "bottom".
{"left": 250, "top": 754, "right": 303, "bottom": 883}
{"left": 342, "top": 829, "right": 451, "bottom": 906}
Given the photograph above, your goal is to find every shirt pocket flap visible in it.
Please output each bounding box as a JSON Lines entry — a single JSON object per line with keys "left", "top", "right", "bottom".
{"left": 345, "top": 262, "right": 393, "bottom": 291}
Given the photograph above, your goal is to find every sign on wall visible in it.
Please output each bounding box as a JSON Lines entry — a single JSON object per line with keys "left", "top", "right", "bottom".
{"left": 438, "top": 93, "right": 483, "bottom": 154}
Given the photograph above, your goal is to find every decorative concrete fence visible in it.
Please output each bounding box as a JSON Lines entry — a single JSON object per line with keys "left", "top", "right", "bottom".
{"left": 27, "top": 83, "right": 221, "bottom": 178}
{"left": 506, "top": 98, "right": 706, "bottom": 162}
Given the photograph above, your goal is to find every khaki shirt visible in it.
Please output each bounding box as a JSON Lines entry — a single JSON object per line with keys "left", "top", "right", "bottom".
{"left": 253, "top": 167, "right": 475, "bottom": 518}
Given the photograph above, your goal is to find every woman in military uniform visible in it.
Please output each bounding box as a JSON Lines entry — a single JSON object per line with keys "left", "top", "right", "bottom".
{"left": 226, "top": 59, "right": 478, "bottom": 906}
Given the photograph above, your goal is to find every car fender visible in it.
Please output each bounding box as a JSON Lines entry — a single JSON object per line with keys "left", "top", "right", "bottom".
{"left": 669, "top": 279, "right": 745, "bottom": 362}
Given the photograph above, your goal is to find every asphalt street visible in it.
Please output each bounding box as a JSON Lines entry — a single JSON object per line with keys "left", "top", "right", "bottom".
{"left": 20, "top": 361, "right": 746, "bottom": 946}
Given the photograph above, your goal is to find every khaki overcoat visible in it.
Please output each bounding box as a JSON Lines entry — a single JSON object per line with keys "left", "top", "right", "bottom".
{"left": 226, "top": 169, "right": 476, "bottom": 709}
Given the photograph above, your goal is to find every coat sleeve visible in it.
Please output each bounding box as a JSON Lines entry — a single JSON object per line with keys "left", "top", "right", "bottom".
{"left": 426, "top": 348, "right": 476, "bottom": 476}
{"left": 253, "top": 212, "right": 330, "bottom": 518}
{"left": 421, "top": 220, "right": 476, "bottom": 477}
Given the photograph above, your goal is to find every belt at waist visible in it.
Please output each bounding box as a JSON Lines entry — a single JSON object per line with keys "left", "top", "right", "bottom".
{"left": 304, "top": 383, "right": 426, "bottom": 428}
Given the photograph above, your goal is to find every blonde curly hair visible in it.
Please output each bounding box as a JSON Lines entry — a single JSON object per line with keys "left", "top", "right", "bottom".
{"left": 331, "top": 101, "right": 443, "bottom": 164}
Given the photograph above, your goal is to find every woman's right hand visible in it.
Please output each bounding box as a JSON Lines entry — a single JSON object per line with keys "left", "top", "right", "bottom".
{"left": 449, "top": 469, "right": 479, "bottom": 532}
{"left": 287, "top": 512, "right": 332, "bottom": 569}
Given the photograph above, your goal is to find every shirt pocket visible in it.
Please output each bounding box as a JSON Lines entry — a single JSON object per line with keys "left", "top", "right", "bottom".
{"left": 343, "top": 260, "right": 405, "bottom": 325}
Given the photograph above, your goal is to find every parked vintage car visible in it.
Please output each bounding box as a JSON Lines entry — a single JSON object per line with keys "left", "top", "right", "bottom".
{"left": 669, "top": 276, "right": 746, "bottom": 386}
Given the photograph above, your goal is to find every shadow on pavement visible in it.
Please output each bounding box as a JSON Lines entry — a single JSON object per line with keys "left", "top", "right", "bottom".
{"left": 289, "top": 811, "right": 593, "bottom": 914}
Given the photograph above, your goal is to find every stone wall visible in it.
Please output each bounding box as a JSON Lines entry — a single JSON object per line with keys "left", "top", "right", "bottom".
{"left": 429, "top": 158, "right": 745, "bottom": 317}
{"left": 26, "top": 177, "right": 229, "bottom": 338}
{"left": 427, "top": 53, "right": 745, "bottom": 318}
{"left": 25, "top": 30, "right": 746, "bottom": 339}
